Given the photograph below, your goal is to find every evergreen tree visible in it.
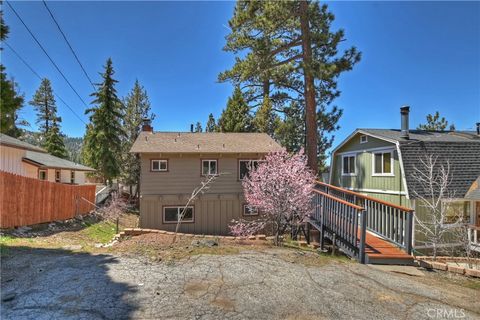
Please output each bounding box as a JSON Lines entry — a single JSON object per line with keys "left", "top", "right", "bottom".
{"left": 218, "top": 87, "right": 252, "bottom": 132}
{"left": 44, "top": 116, "right": 68, "bottom": 159}
{"left": 194, "top": 122, "right": 203, "bottom": 132}
{"left": 0, "top": 10, "right": 26, "bottom": 137}
{"left": 205, "top": 113, "right": 218, "bottom": 132}
{"left": 275, "top": 102, "right": 305, "bottom": 153}
{"left": 417, "top": 111, "right": 452, "bottom": 131}
{"left": 84, "top": 58, "right": 124, "bottom": 184}
{"left": 121, "top": 80, "right": 154, "bottom": 197}
{"left": 29, "top": 78, "right": 57, "bottom": 135}
{"left": 253, "top": 96, "right": 280, "bottom": 136}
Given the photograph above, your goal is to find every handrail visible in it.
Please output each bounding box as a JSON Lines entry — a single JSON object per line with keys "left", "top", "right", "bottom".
{"left": 312, "top": 189, "right": 365, "bottom": 211}
{"left": 469, "top": 225, "right": 480, "bottom": 231}
{"left": 315, "top": 181, "right": 414, "bottom": 213}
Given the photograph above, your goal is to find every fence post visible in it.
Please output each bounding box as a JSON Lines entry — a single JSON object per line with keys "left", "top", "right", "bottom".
{"left": 405, "top": 211, "right": 413, "bottom": 255}
{"left": 320, "top": 196, "right": 326, "bottom": 251}
{"left": 359, "top": 210, "right": 367, "bottom": 264}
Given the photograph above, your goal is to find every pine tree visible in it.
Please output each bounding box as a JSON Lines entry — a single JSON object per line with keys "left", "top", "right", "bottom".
{"left": 275, "top": 102, "right": 305, "bottom": 153}
{"left": 205, "top": 113, "right": 218, "bottom": 132}
{"left": 29, "top": 78, "right": 57, "bottom": 135}
{"left": 218, "top": 87, "right": 252, "bottom": 132}
{"left": 0, "top": 10, "right": 26, "bottom": 137}
{"left": 84, "top": 58, "right": 124, "bottom": 184}
{"left": 194, "top": 122, "right": 203, "bottom": 132}
{"left": 44, "top": 116, "right": 68, "bottom": 159}
{"left": 253, "top": 96, "right": 280, "bottom": 136}
{"left": 417, "top": 111, "right": 452, "bottom": 131}
{"left": 121, "top": 79, "right": 154, "bottom": 197}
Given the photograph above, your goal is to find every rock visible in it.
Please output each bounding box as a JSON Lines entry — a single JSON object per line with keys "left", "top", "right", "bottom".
{"left": 62, "top": 245, "right": 83, "bottom": 251}
{"left": 191, "top": 239, "right": 218, "bottom": 247}
{"left": 2, "top": 293, "right": 16, "bottom": 302}
{"left": 94, "top": 243, "right": 103, "bottom": 248}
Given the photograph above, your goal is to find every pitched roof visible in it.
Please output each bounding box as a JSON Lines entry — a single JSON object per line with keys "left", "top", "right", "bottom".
{"left": 0, "top": 133, "right": 47, "bottom": 153}
{"left": 130, "top": 132, "right": 283, "bottom": 154}
{"left": 359, "top": 129, "right": 479, "bottom": 143}
{"left": 465, "top": 177, "right": 480, "bottom": 200}
{"left": 23, "top": 151, "right": 95, "bottom": 171}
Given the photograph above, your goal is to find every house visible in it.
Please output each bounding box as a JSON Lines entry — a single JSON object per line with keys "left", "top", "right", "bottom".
{"left": 0, "top": 133, "right": 95, "bottom": 184}
{"left": 329, "top": 107, "right": 480, "bottom": 250}
{"left": 130, "top": 122, "right": 283, "bottom": 235}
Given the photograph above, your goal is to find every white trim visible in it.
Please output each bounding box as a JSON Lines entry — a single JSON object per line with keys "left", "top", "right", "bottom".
{"left": 151, "top": 159, "right": 168, "bottom": 172}
{"left": 243, "top": 204, "right": 259, "bottom": 216}
{"left": 330, "top": 129, "right": 398, "bottom": 156}
{"left": 396, "top": 142, "right": 410, "bottom": 200}
{"left": 360, "top": 135, "right": 368, "bottom": 144}
{"left": 336, "top": 146, "right": 395, "bottom": 156}
{"left": 201, "top": 159, "right": 218, "bottom": 176}
{"left": 372, "top": 150, "right": 394, "bottom": 176}
{"left": 341, "top": 154, "right": 356, "bottom": 176}
{"left": 344, "top": 187, "right": 407, "bottom": 196}
{"left": 163, "top": 206, "right": 194, "bottom": 223}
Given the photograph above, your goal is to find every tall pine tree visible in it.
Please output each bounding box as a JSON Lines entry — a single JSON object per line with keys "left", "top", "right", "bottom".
{"left": 275, "top": 102, "right": 305, "bottom": 153}
{"left": 84, "top": 58, "right": 124, "bottom": 184}
{"left": 218, "top": 86, "right": 252, "bottom": 132}
{"left": 44, "top": 116, "right": 68, "bottom": 159}
{"left": 121, "top": 79, "right": 154, "bottom": 197}
{"left": 29, "top": 78, "right": 57, "bottom": 135}
{"left": 417, "top": 111, "right": 452, "bottom": 131}
{"left": 253, "top": 96, "right": 280, "bottom": 136}
{"left": 205, "top": 113, "right": 218, "bottom": 132}
{"left": 194, "top": 122, "right": 203, "bottom": 132}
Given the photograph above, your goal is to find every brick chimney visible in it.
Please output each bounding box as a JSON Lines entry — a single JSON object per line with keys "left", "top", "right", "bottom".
{"left": 400, "top": 106, "right": 410, "bottom": 139}
{"left": 141, "top": 118, "right": 153, "bottom": 132}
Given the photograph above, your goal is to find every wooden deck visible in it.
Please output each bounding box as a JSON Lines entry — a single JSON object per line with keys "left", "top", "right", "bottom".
{"left": 363, "top": 231, "right": 414, "bottom": 265}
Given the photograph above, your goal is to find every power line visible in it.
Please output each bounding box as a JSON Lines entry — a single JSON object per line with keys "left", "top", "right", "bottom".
{"left": 5, "top": 1, "right": 89, "bottom": 108}
{"left": 42, "top": 0, "right": 96, "bottom": 90}
{"left": 4, "top": 40, "right": 87, "bottom": 125}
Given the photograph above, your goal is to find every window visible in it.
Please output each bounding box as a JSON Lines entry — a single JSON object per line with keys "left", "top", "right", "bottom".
{"left": 151, "top": 159, "right": 168, "bottom": 172}
{"left": 373, "top": 151, "right": 393, "bottom": 175}
{"left": 239, "top": 160, "right": 260, "bottom": 180}
{"left": 443, "top": 201, "right": 471, "bottom": 225}
{"left": 360, "top": 135, "right": 368, "bottom": 144}
{"left": 342, "top": 155, "right": 356, "bottom": 175}
{"left": 70, "top": 171, "right": 75, "bottom": 184}
{"left": 201, "top": 159, "right": 217, "bottom": 176}
{"left": 163, "top": 206, "right": 194, "bottom": 223}
{"left": 38, "top": 169, "right": 47, "bottom": 180}
{"left": 243, "top": 204, "right": 259, "bottom": 216}
{"left": 55, "top": 170, "right": 61, "bottom": 183}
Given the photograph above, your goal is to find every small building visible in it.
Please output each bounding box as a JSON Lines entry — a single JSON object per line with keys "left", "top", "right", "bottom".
{"left": 0, "top": 133, "right": 95, "bottom": 184}
{"left": 329, "top": 107, "right": 480, "bottom": 250}
{"left": 130, "top": 125, "right": 282, "bottom": 235}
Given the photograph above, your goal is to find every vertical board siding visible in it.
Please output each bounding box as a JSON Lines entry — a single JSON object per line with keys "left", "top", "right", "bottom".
{"left": 0, "top": 171, "right": 95, "bottom": 228}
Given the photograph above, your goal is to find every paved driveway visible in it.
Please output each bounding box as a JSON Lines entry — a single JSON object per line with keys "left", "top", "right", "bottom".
{"left": 1, "top": 247, "right": 479, "bottom": 320}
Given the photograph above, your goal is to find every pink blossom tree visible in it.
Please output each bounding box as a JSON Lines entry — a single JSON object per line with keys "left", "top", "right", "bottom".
{"left": 242, "top": 149, "right": 316, "bottom": 245}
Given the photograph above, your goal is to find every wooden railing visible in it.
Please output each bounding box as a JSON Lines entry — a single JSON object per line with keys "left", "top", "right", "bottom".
{"left": 311, "top": 189, "right": 368, "bottom": 263}
{"left": 314, "top": 181, "right": 414, "bottom": 255}
{"left": 468, "top": 226, "right": 480, "bottom": 252}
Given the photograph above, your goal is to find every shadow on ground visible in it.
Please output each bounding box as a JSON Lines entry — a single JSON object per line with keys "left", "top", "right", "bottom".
{"left": 1, "top": 246, "right": 138, "bottom": 320}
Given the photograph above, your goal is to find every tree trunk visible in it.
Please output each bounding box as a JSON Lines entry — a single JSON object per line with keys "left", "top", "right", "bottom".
{"left": 299, "top": 0, "right": 318, "bottom": 175}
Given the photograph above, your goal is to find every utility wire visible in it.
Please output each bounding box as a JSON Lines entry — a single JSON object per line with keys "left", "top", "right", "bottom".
{"left": 4, "top": 41, "right": 87, "bottom": 125}
{"left": 42, "top": 0, "right": 96, "bottom": 90}
{"left": 6, "top": 1, "right": 89, "bottom": 108}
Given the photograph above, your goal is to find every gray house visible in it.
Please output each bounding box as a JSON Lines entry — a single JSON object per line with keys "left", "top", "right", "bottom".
{"left": 130, "top": 124, "right": 282, "bottom": 235}
{"left": 329, "top": 107, "right": 480, "bottom": 250}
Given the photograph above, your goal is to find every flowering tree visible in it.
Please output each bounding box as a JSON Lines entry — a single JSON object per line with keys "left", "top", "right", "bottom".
{"left": 229, "top": 219, "right": 267, "bottom": 238}
{"left": 242, "top": 149, "right": 316, "bottom": 245}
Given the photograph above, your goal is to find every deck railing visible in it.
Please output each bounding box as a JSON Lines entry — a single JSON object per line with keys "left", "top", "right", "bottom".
{"left": 314, "top": 181, "right": 414, "bottom": 255}
{"left": 311, "top": 189, "right": 368, "bottom": 263}
{"left": 468, "top": 226, "right": 480, "bottom": 253}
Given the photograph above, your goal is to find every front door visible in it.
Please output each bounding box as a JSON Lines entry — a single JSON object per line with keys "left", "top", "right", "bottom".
{"left": 476, "top": 202, "right": 480, "bottom": 227}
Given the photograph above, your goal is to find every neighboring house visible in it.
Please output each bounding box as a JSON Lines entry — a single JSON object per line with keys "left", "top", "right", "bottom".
{"left": 329, "top": 107, "right": 480, "bottom": 249}
{"left": 130, "top": 124, "right": 283, "bottom": 235}
{"left": 0, "top": 133, "right": 95, "bottom": 184}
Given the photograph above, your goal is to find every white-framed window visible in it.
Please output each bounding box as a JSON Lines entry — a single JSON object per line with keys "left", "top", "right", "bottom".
{"left": 38, "top": 169, "right": 47, "bottom": 180}
{"left": 163, "top": 206, "right": 194, "bottom": 224}
{"left": 55, "top": 170, "right": 61, "bottom": 183}
{"left": 442, "top": 200, "right": 471, "bottom": 225}
{"left": 201, "top": 159, "right": 218, "bottom": 176}
{"left": 360, "top": 135, "right": 368, "bottom": 144}
{"left": 341, "top": 155, "right": 356, "bottom": 176}
{"left": 243, "top": 204, "right": 259, "bottom": 216}
{"left": 372, "top": 151, "right": 394, "bottom": 176}
{"left": 151, "top": 159, "right": 168, "bottom": 172}
{"left": 239, "top": 160, "right": 260, "bottom": 180}
{"left": 70, "top": 170, "right": 75, "bottom": 184}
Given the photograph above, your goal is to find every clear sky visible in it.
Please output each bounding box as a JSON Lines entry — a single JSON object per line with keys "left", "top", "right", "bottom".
{"left": 3, "top": 1, "right": 480, "bottom": 150}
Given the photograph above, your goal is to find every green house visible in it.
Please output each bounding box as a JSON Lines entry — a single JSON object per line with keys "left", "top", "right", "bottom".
{"left": 329, "top": 107, "right": 480, "bottom": 252}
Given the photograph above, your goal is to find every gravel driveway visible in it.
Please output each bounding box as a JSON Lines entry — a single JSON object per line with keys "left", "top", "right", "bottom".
{"left": 1, "top": 247, "right": 479, "bottom": 320}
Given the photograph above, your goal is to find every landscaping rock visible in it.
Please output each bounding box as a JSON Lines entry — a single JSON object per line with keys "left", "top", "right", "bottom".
{"left": 431, "top": 262, "right": 448, "bottom": 271}
{"left": 62, "top": 245, "right": 83, "bottom": 251}
{"left": 465, "top": 268, "right": 480, "bottom": 278}
{"left": 447, "top": 265, "right": 465, "bottom": 275}
{"left": 191, "top": 239, "right": 218, "bottom": 247}
{"left": 256, "top": 234, "right": 266, "bottom": 240}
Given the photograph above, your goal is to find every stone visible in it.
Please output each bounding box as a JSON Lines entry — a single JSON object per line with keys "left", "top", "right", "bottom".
{"left": 431, "top": 262, "right": 448, "bottom": 271}
{"left": 191, "top": 239, "right": 218, "bottom": 248}
{"left": 465, "top": 268, "right": 480, "bottom": 278}
{"left": 309, "top": 242, "right": 320, "bottom": 249}
{"left": 447, "top": 265, "right": 465, "bottom": 275}
{"left": 62, "top": 245, "right": 83, "bottom": 251}
{"left": 298, "top": 241, "right": 308, "bottom": 247}
{"left": 248, "top": 236, "right": 256, "bottom": 240}
{"left": 256, "top": 234, "right": 266, "bottom": 240}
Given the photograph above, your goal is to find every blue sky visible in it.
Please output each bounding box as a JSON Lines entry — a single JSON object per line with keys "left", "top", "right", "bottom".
{"left": 3, "top": 1, "right": 479, "bottom": 149}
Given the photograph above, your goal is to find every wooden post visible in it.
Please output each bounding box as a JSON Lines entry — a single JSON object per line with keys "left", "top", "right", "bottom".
{"left": 116, "top": 217, "right": 119, "bottom": 234}
{"left": 405, "top": 211, "right": 413, "bottom": 255}
{"left": 332, "top": 233, "right": 336, "bottom": 256}
{"left": 359, "top": 210, "right": 367, "bottom": 264}
{"left": 305, "top": 222, "right": 310, "bottom": 244}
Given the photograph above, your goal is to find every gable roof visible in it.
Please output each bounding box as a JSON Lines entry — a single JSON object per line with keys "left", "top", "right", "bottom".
{"left": 23, "top": 151, "right": 95, "bottom": 171}
{"left": 130, "top": 132, "right": 283, "bottom": 154}
{"left": 0, "top": 133, "right": 47, "bottom": 153}
{"left": 465, "top": 177, "right": 480, "bottom": 200}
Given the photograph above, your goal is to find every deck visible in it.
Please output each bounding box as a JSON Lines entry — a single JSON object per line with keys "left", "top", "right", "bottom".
{"left": 362, "top": 231, "right": 414, "bottom": 265}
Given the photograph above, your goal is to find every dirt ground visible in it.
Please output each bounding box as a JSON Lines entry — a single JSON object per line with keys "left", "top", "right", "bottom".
{"left": 1, "top": 218, "right": 479, "bottom": 319}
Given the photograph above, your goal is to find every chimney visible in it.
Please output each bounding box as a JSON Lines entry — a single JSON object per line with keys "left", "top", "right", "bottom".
{"left": 476, "top": 122, "right": 480, "bottom": 135}
{"left": 141, "top": 118, "right": 153, "bottom": 132}
{"left": 400, "top": 106, "right": 410, "bottom": 139}
{"left": 190, "top": 124, "right": 194, "bottom": 133}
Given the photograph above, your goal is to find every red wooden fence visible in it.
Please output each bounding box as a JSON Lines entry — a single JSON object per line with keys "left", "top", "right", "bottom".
{"left": 0, "top": 171, "right": 96, "bottom": 228}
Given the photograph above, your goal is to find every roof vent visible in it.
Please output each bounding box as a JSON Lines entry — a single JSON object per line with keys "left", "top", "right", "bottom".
{"left": 400, "top": 106, "right": 410, "bottom": 139}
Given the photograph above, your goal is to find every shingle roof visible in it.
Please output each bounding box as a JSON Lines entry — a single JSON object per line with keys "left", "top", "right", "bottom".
{"left": 24, "top": 151, "right": 95, "bottom": 171}
{"left": 465, "top": 177, "right": 480, "bottom": 200}
{"left": 399, "top": 141, "right": 480, "bottom": 199}
{"left": 360, "top": 129, "right": 479, "bottom": 143}
{"left": 130, "top": 132, "right": 283, "bottom": 154}
{"left": 0, "top": 133, "right": 46, "bottom": 153}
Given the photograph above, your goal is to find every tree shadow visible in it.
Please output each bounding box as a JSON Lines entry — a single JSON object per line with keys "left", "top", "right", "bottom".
{"left": 1, "top": 246, "right": 138, "bottom": 319}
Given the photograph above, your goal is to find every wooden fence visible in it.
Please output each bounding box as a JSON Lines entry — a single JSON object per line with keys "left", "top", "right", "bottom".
{"left": 0, "top": 171, "right": 96, "bottom": 228}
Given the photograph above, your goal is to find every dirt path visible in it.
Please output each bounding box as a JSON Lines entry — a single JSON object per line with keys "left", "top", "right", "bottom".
{"left": 1, "top": 247, "right": 479, "bottom": 320}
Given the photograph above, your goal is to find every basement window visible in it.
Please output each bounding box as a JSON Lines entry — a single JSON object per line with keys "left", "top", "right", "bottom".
{"left": 151, "top": 159, "right": 168, "bottom": 172}
{"left": 163, "top": 206, "right": 194, "bottom": 223}
{"left": 342, "top": 155, "right": 356, "bottom": 176}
